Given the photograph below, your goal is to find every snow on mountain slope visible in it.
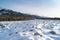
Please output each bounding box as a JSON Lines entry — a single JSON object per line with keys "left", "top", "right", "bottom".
{"left": 0, "top": 20, "right": 60, "bottom": 40}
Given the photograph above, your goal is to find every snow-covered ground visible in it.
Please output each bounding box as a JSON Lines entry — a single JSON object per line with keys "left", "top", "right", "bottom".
{"left": 0, "top": 19, "right": 60, "bottom": 40}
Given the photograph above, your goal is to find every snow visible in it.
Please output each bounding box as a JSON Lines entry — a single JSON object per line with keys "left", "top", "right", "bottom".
{"left": 0, "top": 20, "right": 60, "bottom": 40}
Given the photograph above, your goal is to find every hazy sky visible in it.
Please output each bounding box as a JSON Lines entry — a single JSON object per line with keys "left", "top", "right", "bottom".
{"left": 0, "top": 0, "right": 60, "bottom": 17}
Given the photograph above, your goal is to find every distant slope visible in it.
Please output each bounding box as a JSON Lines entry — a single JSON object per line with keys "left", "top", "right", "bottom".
{"left": 0, "top": 9, "right": 45, "bottom": 21}
{"left": 0, "top": 8, "right": 60, "bottom": 21}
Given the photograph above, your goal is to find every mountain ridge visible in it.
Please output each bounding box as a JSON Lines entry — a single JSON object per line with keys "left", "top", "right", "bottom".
{"left": 0, "top": 8, "right": 60, "bottom": 21}
{"left": 0, "top": 8, "right": 42, "bottom": 21}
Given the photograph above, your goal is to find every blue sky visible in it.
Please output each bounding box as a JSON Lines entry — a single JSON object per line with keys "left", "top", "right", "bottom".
{"left": 0, "top": 0, "right": 60, "bottom": 17}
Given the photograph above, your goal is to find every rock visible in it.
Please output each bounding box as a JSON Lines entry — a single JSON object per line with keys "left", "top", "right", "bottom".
{"left": 34, "top": 32, "right": 42, "bottom": 37}
{"left": 0, "top": 23, "right": 5, "bottom": 28}
{"left": 50, "top": 31, "right": 56, "bottom": 35}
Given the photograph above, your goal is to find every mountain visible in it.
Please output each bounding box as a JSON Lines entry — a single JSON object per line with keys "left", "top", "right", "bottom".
{"left": 0, "top": 8, "right": 60, "bottom": 21}
{"left": 0, "top": 8, "right": 46, "bottom": 21}
{"left": 0, "top": 9, "right": 43, "bottom": 18}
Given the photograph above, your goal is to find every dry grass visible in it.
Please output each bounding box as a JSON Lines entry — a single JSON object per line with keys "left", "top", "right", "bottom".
{"left": 0, "top": 15, "right": 33, "bottom": 21}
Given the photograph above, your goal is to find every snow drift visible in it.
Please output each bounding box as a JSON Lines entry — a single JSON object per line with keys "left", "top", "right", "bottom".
{"left": 0, "top": 20, "right": 60, "bottom": 40}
